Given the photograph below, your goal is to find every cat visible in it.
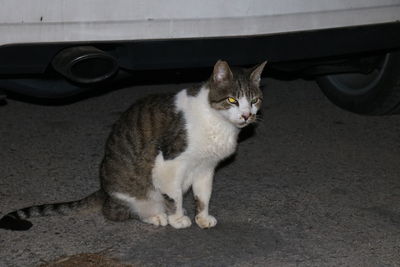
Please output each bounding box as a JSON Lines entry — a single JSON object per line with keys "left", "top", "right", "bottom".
{"left": 0, "top": 60, "right": 266, "bottom": 231}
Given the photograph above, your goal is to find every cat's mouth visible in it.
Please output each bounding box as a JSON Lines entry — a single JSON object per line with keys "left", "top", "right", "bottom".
{"left": 235, "top": 117, "right": 257, "bottom": 128}
{"left": 236, "top": 121, "right": 249, "bottom": 128}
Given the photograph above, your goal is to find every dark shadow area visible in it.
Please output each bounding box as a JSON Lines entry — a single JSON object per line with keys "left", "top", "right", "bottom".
{"left": 1, "top": 67, "right": 212, "bottom": 105}
{"left": 1, "top": 65, "right": 305, "bottom": 106}
{"left": 238, "top": 122, "right": 258, "bottom": 143}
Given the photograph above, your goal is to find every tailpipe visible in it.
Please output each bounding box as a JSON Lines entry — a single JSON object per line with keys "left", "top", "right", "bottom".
{"left": 52, "top": 46, "right": 118, "bottom": 84}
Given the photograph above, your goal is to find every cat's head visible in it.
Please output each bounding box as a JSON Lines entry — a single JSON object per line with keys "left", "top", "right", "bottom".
{"left": 208, "top": 60, "right": 266, "bottom": 128}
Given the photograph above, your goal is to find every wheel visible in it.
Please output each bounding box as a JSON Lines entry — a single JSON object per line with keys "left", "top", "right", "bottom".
{"left": 317, "top": 51, "right": 400, "bottom": 115}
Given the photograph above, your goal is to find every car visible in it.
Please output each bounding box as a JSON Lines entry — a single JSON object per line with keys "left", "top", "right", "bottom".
{"left": 1, "top": 0, "right": 400, "bottom": 114}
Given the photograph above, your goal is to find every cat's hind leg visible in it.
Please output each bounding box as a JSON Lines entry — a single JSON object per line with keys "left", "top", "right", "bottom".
{"left": 110, "top": 191, "right": 168, "bottom": 227}
{"left": 137, "top": 191, "right": 168, "bottom": 227}
{"left": 141, "top": 214, "right": 168, "bottom": 227}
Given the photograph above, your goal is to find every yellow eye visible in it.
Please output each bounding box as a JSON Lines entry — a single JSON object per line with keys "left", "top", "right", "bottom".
{"left": 227, "top": 97, "right": 238, "bottom": 104}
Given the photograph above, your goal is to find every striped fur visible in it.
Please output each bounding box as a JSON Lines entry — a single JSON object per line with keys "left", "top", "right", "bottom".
{"left": 0, "top": 191, "right": 105, "bottom": 230}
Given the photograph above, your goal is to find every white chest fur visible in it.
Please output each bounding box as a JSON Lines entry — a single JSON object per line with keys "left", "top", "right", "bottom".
{"left": 151, "top": 87, "right": 239, "bottom": 195}
{"left": 176, "top": 87, "right": 239, "bottom": 161}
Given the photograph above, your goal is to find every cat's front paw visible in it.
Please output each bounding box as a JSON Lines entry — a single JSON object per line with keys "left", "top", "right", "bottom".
{"left": 168, "top": 214, "right": 192, "bottom": 229}
{"left": 195, "top": 214, "right": 217, "bottom": 229}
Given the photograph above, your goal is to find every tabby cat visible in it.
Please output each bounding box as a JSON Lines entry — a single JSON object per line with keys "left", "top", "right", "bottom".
{"left": 0, "top": 60, "right": 266, "bottom": 231}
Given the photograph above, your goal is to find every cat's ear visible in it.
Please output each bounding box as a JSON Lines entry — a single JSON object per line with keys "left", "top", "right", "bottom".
{"left": 212, "top": 60, "right": 233, "bottom": 85}
{"left": 250, "top": 61, "right": 267, "bottom": 86}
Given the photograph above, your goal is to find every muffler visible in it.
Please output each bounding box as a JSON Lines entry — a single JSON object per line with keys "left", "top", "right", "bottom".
{"left": 52, "top": 46, "right": 118, "bottom": 84}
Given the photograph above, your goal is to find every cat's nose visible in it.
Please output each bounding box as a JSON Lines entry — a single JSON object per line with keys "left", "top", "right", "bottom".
{"left": 241, "top": 113, "right": 251, "bottom": 121}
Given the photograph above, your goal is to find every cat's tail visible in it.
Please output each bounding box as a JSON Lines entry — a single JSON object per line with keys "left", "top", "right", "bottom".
{"left": 0, "top": 190, "right": 106, "bottom": 231}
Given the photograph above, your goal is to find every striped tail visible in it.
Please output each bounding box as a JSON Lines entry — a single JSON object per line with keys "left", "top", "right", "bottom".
{"left": 0, "top": 190, "right": 105, "bottom": 231}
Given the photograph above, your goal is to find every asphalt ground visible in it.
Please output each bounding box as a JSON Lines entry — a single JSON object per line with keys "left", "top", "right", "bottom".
{"left": 1, "top": 77, "right": 400, "bottom": 266}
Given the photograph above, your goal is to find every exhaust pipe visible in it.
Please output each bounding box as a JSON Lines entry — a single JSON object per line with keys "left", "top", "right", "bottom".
{"left": 52, "top": 46, "right": 118, "bottom": 84}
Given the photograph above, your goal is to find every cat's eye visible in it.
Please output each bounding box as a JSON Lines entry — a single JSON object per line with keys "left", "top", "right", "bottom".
{"left": 227, "top": 97, "right": 238, "bottom": 105}
{"left": 251, "top": 98, "right": 260, "bottom": 105}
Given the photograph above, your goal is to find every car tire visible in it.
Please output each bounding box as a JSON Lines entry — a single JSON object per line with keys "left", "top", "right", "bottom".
{"left": 316, "top": 51, "right": 400, "bottom": 115}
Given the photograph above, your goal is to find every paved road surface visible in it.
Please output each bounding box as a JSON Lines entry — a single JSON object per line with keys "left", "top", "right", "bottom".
{"left": 1, "top": 77, "right": 400, "bottom": 266}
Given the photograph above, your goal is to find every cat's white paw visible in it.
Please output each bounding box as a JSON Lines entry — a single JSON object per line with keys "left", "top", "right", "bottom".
{"left": 168, "top": 214, "right": 192, "bottom": 229}
{"left": 195, "top": 214, "right": 217, "bottom": 229}
{"left": 142, "top": 213, "right": 168, "bottom": 227}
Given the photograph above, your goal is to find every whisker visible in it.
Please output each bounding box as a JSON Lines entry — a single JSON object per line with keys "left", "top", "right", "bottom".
{"left": 255, "top": 116, "right": 264, "bottom": 122}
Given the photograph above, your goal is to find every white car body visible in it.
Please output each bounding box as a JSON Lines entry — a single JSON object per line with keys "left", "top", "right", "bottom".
{"left": 1, "top": 0, "right": 400, "bottom": 46}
